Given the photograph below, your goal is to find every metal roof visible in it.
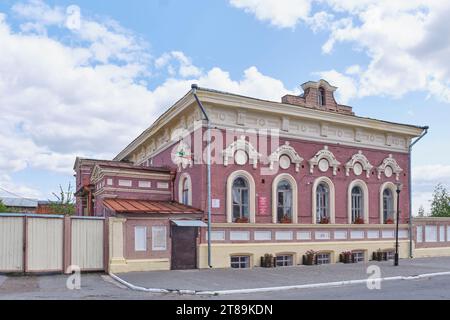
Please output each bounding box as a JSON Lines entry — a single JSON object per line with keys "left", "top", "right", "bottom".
{"left": 103, "top": 199, "right": 203, "bottom": 215}
{"left": 0, "top": 197, "right": 38, "bottom": 208}
{"left": 171, "top": 220, "right": 208, "bottom": 227}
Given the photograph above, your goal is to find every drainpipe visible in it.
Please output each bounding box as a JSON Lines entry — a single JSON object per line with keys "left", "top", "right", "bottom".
{"left": 408, "top": 126, "right": 429, "bottom": 258}
{"left": 191, "top": 84, "right": 213, "bottom": 268}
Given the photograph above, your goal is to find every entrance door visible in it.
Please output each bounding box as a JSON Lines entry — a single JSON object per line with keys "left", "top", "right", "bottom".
{"left": 171, "top": 226, "right": 198, "bottom": 270}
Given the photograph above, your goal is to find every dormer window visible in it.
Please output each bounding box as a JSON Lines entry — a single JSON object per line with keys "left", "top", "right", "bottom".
{"left": 318, "top": 87, "right": 326, "bottom": 106}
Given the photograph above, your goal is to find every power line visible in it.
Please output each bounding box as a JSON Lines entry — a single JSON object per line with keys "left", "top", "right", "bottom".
{"left": 0, "top": 186, "right": 38, "bottom": 201}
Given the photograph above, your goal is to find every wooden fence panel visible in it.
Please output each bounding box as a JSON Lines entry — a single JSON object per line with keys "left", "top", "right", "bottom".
{"left": 71, "top": 218, "right": 104, "bottom": 271}
{"left": 26, "top": 217, "right": 63, "bottom": 272}
{"left": 0, "top": 217, "right": 24, "bottom": 272}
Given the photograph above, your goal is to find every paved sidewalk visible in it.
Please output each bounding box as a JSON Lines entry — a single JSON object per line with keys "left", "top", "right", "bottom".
{"left": 116, "top": 257, "right": 450, "bottom": 292}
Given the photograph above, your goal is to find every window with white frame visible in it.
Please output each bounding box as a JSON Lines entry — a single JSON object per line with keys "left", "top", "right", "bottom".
{"left": 152, "top": 226, "right": 167, "bottom": 251}
{"left": 138, "top": 181, "right": 151, "bottom": 188}
{"left": 118, "top": 179, "right": 132, "bottom": 187}
{"left": 134, "top": 226, "right": 147, "bottom": 252}
{"left": 276, "top": 255, "right": 294, "bottom": 267}
{"left": 352, "top": 251, "right": 365, "bottom": 263}
{"left": 351, "top": 186, "right": 363, "bottom": 223}
{"left": 182, "top": 178, "right": 190, "bottom": 206}
{"left": 232, "top": 177, "right": 249, "bottom": 222}
{"left": 318, "top": 87, "right": 326, "bottom": 106}
{"left": 383, "top": 188, "right": 394, "bottom": 223}
{"left": 316, "top": 183, "right": 330, "bottom": 223}
{"left": 107, "top": 178, "right": 113, "bottom": 186}
{"left": 316, "top": 253, "right": 331, "bottom": 265}
{"left": 277, "top": 180, "right": 293, "bottom": 223}
{"left": 230, "top": 256, "right": 250, "bottom": 269}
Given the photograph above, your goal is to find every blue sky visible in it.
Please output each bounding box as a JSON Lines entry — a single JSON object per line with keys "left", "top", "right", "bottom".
{"left": 0, "top": 0, "right": 448, "bottom": 214}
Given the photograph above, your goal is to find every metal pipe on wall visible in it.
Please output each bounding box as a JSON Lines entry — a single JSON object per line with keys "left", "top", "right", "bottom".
{"left": 408, "top": 126, "right": 429, "bottom": 258}
{"left": 191, "top": 84, "right": 213, "bottom": 268}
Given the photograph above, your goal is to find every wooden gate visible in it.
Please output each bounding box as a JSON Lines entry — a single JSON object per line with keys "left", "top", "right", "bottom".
{"left": 0, "top": 214, "right": 106, "bottom": 274}
{"left": 171, "top": 226, "right": 198, "bottom": 270}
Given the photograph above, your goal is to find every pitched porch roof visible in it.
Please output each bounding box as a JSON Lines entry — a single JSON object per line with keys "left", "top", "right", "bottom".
{"left": 103, "top": 199, "right": 203, "bottom": 215}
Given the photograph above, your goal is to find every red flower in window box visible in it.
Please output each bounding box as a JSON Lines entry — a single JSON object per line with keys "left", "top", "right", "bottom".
{"left": 280, "top": 215, "right": 292, "bottom": 224}
{"left": 385, "top": 218, "right": 395, "bottom": 225}
{"left": 304, "top": 250, "right": 317, "bottom": 265}
{"left": 235, "top": 217, "right": 249, "bottom": 223}
{"left": 354, "top": 217, "right": 365, "bottom": 224}
{"left": 340, "top": 251, "right": 354, "bottom": 264}
{"left": 319, "top": 217, "right": 330, "bottom": 224}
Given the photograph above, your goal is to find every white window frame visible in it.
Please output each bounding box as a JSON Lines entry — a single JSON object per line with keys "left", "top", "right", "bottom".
{"left": 352, "top": 251, "right": 365, "bottom": 263}
{"left": 134, "top": 226, "right": 147, "bottom": 252}
{"left": 316, "top": 253, "right": 331, "bottom": 265}
{"left": 276, "top": 255, "right": 294, "bottom": 267}
{"left": 152, "top": 226, "right": 167, "bottom": 251}
{"left": 230, "top": 256, "right": 250, "bottom": 269}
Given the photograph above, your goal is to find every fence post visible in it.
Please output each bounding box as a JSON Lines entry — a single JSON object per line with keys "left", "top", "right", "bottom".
{"left": 63, "top": 216, "right": 72, "bottom": 274}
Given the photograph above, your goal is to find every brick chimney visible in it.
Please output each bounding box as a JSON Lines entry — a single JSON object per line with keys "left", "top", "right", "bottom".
{"left": 282, "top": 79, "right": 354, "bottom": 115}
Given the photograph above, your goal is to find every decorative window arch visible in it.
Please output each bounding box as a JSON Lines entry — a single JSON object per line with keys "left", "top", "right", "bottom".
{"left": 226, "top": 170, "right": 256, "bottom": 223}
{"left": 345, "top": 151, "right": 373, "bottom": 178}
{"left": 268, "top": 142, "right": 304, "bottom": 172}
{"left": 222, "top": 136, "right": 261, "bottom": 169}
{"left": 379, "top": 182, "right": 398, "bottom": 224}
{"left": 272, "top": 174, "right": 298, "bottom": 224}
{"left": 312, "top": 177, "right": 336, "bottom": 224}
{"left": 309, "top": 146, "right": 341, "bottom": 176}
{"left": 178, "top": 173, "right": 192, "bottom": 206}
{"left": 347, "top": 180, "right": 369, "bottom": 224}
{"left": 377, "top": 154, "right": 403, "bottom": 181}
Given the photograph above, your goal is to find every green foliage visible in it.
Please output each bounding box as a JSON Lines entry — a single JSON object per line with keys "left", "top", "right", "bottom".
{"left": 48, "top": 184, "right": 75, "bottom": 216}
{"left": 0, "top": 200, "right": 12, "bottom": 213}
{"left": 430, "top": 184, "right": 450, "bottom": 217}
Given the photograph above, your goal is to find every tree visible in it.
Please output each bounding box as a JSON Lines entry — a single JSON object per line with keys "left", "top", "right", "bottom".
{"left": 430, "top": 184, "right": 450, "bottom": 217}
{"left": 0, "top": 200, "right": 12, "bottom": 213}
{"left": 417, "top": 205, "right": 426, "bottom": 217}
{"left": 48, "top": 184, "right": 75, "bottom": 216}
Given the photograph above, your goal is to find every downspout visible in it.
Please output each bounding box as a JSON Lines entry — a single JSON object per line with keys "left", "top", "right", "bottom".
{"left": 191, "top": 84, "right": 213, "bottom": 268}
{"left": 408, "top": 126, "right": 429, "bottom": 258}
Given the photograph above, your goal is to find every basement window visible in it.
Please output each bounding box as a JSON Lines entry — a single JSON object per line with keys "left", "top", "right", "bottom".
{"left": 231, "top": 256, "right": 250, "bottom": 269}
{"left": 276, "top": 255, "right": 294, "bottom": 267}
{"left": 352, "top": 251, "right": 365, "bottom": 263}
{"left": 316, "top": 253, "right": 331, "bottom": 265}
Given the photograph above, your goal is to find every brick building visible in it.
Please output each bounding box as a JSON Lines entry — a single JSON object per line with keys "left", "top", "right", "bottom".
{"left": 75, "top": 79, "right": 429, "bottom": 272}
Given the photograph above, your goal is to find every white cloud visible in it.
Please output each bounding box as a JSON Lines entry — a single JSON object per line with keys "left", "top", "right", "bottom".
{"left": 230, "top": 0, "right": 450, "bottom": 104}
{"left": 0, "top": 0, "right": 294, "bottom": 198}
{"left": 229, "top": 0, "right": 312, "bottom": 29}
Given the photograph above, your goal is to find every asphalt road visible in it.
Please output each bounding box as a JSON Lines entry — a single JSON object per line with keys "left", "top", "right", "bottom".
{"left": 1, "top": 273, "right": 450, "bottom": 300}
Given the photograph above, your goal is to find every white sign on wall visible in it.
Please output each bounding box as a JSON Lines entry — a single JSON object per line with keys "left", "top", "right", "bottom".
{"left": 212, "top": 199, "right": 221, "bottom": 209}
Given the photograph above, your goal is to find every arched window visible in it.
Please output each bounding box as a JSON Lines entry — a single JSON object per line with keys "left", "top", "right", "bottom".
{"left": 182, "top": 178, "right": 190, "bottom": 206}
{"left": 178, "top": 173, "right": 192, "bottom": 206}
{"left": 232, "top": 177, "right": 249, "bottom": 222}
{"left": 277, "top": 180, "right": 293, "bottom": 223}
{"left": 383, "top": 189, "right": 394, "bottom": 223}
{"left": 316, "top": 183, "right": 330, "bottom": 223}
{"left": 318, "top": 87, "right": 326, "bottom": 106}
{"left": 351, "top": 186, "right": 363, "bottom": 223}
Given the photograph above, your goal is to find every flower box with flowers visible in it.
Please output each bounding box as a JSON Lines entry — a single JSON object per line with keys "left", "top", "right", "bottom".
{"left": 385, "top": 218, "right": 395, "bottom": 225}
{"left": 319, "top": 217, "right": 330, "bottom": 224}
{"left": 303, "top": 250, "right": 317, "bottom": 266}
{"left": 280, "top": 215, "right": 292, "bottom": 224}
{"left": 354, "top": 217, "right": 365, "bottom": 225}
{"left": 235, "top": 217, "right": 249, "bottom": 223}
{"left": 340, "top": 251, "right": 354, "bottom": 264}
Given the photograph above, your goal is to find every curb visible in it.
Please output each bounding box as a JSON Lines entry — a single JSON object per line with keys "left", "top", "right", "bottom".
{"left": 109, "top": 271, "right": 450, "bottom": 296}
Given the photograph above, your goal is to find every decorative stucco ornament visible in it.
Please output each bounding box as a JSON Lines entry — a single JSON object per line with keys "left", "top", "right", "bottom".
{"left": 222, "top": 136, "right": 261, "bottom": 169}
{"left": 308, "top": 146, "right": 341, "bottom": 176}
{"left": 268, "top": 141, "right": 304, "bottom": 172}
{"left": 377, "top": 154, "right": 403, "bottom": 181}
{"left": 345, "top": 151, "right": 374, "bottom": 178}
